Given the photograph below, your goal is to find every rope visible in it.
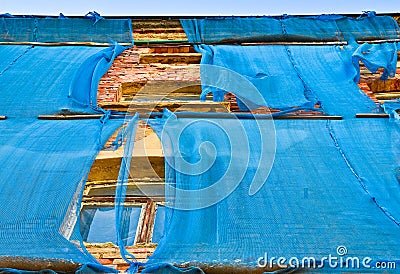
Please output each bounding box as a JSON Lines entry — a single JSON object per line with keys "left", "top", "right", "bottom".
{"left": 326, "top": 120, "right": 400, "bottom": 226}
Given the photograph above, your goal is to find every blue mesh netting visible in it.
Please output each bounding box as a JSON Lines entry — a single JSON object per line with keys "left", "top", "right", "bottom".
{"left": 182, "top": 13, "right": 399, "bottom": 117}
{"left": 180, "top": 17, "right": 284, "bottom": 44}
{"left": 181, "top": 13, "right": 399, "bottom": 44}
{"left": 198, "top": 43, "right": 387, "bottom": 116}
{"left": 197, "top": 45, "right": 311, "bottom": 109}
{"left": 0, "top": 20, "right": 130, "bottom": 270}
{"left": 152, "top": 206, "right": 166, "bottom": 243}
{"left": 352, "top": 42, "right": 398, "bottom": 81}
{"left": 329, "top": 119, "right": 400, "bottom": 223}
{"left": 51, "top": 11, "right": 395, "bottom": 274}
{"left": 0, "top": 44, "right": 125, "bottom": 117}
{"left": 0, "top": 118, "right": 121, "bottom": 262}
{"left": 336, "top": 12, "right": 400, "bottom": 42}
{"left": 141, "top": 113, "right": 400, "bottom": 273}
{"left": 383, "top": 99, "right": 400, "bottom": 119}
{"left": 0, "top": 15, "right": 133, "bottom": 44}
{"left": 286, "top": 44, "right": 383, "bottom": 117}
{"left": 180, "top": 16, "right": 343, "bottom": 44}
{"left": 114, "top": 113, "right": 142, "bottom": 270}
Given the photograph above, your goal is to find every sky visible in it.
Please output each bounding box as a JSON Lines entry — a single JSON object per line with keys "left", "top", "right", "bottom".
{"left": 0, "top": 0, "right": 399, "bottom": 16}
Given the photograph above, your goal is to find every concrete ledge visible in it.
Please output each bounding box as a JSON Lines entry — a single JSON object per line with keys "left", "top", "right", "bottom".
{"left": 121, "top": 80, "right": 202, "bottom": 98}
{"left": 139, "top": 53, "right": 201, "bottom": 64}
{"left": 375, "top": 92, "right": 400, "bottom": 100}
{"left": 0, "top": 257, "right": 81, "bottom": 272}
{"left": 86, "top": 181, "right": 165, "bottom": 197}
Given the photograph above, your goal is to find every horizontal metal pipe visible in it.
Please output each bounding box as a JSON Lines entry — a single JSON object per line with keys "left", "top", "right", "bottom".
{"left": 38, "top": 114, "right": 104, "bottom": 120}
{"left": 356, "top": 38, "right": 400, "bottom": 44}
{"left": 38, "top": 112, "right": 345, "bottom": 120}
{"left": 147, "top": 112, "right": 343, "bottom": 120}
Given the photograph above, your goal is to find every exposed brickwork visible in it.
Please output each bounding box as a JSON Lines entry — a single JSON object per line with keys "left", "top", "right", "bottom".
{"left": 85, "top": 243, "right": 156, "bottom": 271}
{"left": 139, "top": 53, "right": 201, "bottom": 64}
{"left": 359, "top": 65, "right": 400, "bottom": 102}
{"left": 364, "top": 70, "right": 400, "bottom": 92}
{"left": 98, "top": 47, "right": 149, "bottom": 102}
{"left": 98, "top": 46, "right": 200, "bottom": 104}
{"left": 132, "top": 19, "right": 187, "bottom": 42}
{"left": 133, "top": 32, "right": 187, "bottom": 41}
{"left": 148, "top": 45, "right": 196, "bottom": 54}
{"left": 358, "top": 73, "right": 378, "bottom": 102}
{"left": 98, "top": 47, "right": 399, "bottom": 111}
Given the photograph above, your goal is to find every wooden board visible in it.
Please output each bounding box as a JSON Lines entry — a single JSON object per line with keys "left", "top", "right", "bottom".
{"left": 38, "top": 114, "right": 103, "bottom": 120}
{"left": 99, "top": 101, "right": 230, "bottom": 114}
{"left": 356, "top": 113, "right": 390, "bottom": 118}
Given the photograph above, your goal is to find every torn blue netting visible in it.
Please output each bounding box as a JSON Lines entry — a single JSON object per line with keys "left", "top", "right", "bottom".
{"left": 84, "top": 11, "right": 104, "bottom": 24}
{"left": 182, "top": 14, "right": 398, "bottom": 116}
{"left": 0, "top": 118, "right": 122, "bottom": 264}
{"left": 352, "top": 42, "right": 398, "bottom": 81}
{"left": 286, "top": 44, "right": 379, "bottom": 117}
{"left": 0, "top": 14, "right": 133, "bottom": 44}
{"left": 382, "top": 99, "right": 400, "bottom": 119}
{"left": 197, "top": 45, "right": 312, "bottom": 110}
{"left": 142, "top": 112, "right": 400, "bottom": 273}
{"left": 0, "top": 24, "right": 129, "bottom": 270}
{"left": 70, "top": 43, "right": 126, "bottom": 109}
{"left": 181, "top": 13, "right": 399, "bottom": 44}
{"left": 197, "top": 44, "right": 381, "bottom": 116}
{"left": 114, "top": 113, "right": 144, "bottom": 273}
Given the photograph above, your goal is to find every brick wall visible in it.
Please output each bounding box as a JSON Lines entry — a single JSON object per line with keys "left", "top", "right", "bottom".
{"left": 85, "top": 243, "right": 156, "bottom": 271}
{"left": 97, "top": 46, "right": 200, "bottom": 104}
